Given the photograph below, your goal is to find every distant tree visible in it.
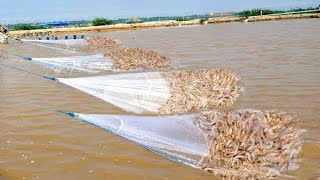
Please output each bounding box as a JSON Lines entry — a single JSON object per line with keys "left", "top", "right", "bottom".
{"left": 289, "top": 7, "right": 317, "bottom": 12}
{"left": 91, "top": 18, "right": 113, "bottom": 26}
{"left": 235, "top": 9, "right": 285, "bottom": 18}
{"left": 69, "top": 20, "right": 90, "bottom": 27}
{"left": 235, "top": 7, "right": 317, "bottom": 18}
{"left": 175, "top": 17, "right": 190, "bottom": 21}
{"left": 10, "top": 24, "right": 47, "bottom": 31}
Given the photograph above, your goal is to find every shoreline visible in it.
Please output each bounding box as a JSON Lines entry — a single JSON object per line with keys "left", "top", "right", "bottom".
{"left": 9, "top": 13, "right": 320, "bottom": 37}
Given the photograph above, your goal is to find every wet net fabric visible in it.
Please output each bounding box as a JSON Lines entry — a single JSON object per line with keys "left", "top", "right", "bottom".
{"left": 21, "top": 39, "right": 86, "bottom": 45}
{"left": 58, "top": 72, "right": 172, "bottom": 113}
{"left": 31, "top": 54, "right": 113, "bottom": 73}
{"left": 21, "top": 39, "right": 86, "bottom": 52}
{"left": 74, "top": 113, "right": 207, "bottom": 167}
{"left": 66, "top": 110, "right": 303, "bottom": 179}
{"left": 57, "top": 69, "right": 242, "bottom": 114}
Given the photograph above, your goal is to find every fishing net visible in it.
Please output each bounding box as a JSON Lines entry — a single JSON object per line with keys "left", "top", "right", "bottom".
{"left": 57, "top": 68, "right": 243, "bottom": 114}
{"left": 67, "top": 109, "right": 303, "bottom": 179}
{"left": 31, "top": 54, "right": 113, "bottom": 73}
{"left": 21, "top": 39, "right": 86, "bottom": 52}
{"left": 25, "top": 48, "right": 171, "bottom": 73}
{"left": 72, "top": 113, "right": 207, "bottom": 167}
{"left": 21, "top": 37, "right": 122, "bottom": 53}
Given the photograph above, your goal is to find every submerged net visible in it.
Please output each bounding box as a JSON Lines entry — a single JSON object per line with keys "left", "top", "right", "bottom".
{"left": 21, "top": 37, "right": 122, "bottom": 53}
{"left": 105, "top": 48, "right": 171, "bottom": 70}
{"left": 25, "top": 48, "right": 171, "bottom": 73}
{"left": 67, "top": 109, "right": 303, "bottom": 179}
{"left": 57, "top": 68, "right": 243, "bottom": 114}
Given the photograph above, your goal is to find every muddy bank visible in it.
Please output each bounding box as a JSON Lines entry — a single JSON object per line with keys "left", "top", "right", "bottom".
{"left": 247, "top": 13, "right": 320, "bottom": 22}
{"left": 9, "top": 13, "right": 320, "bottom": 37}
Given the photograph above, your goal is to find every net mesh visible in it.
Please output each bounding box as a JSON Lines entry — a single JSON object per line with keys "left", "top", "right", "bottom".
{"left": 58, "top": 72, "right": 172, "bottom": 113}
{"left": 21, "top": 37, "right": 122, "bottom": 53}
{"left": 26, "top": 50, "right": 171, "bottom": 73}
{"left": 31, "top": 54, "right": 113, "bottom": 73}
{"left": 74, "top": 113, "right": 207, "bottom": 167}
{"left": 21, "top": 39, "right": 86, "bottom": 52}
{"left": 21, "top": 39, "right": 171, "bottom": 73}
{"left": 57, "top": 69, "right": 242, "bottom": 114}
{"left": 70, "top": 109, "right": 303, "bottom": 179}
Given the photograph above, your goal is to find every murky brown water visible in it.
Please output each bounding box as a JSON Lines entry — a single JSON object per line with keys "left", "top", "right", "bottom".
{"left": 1, "top": 19, "right": 319, "bottom": 180}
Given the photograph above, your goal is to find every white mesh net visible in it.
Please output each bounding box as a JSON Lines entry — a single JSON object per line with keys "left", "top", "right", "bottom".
{"left": 57, "top": 69, "right": 242, "bottom": 114}
{"left": 31, "top": 54, "right": 113, "bottom": 73}
{"left": 67, "top": 110, "right": 303, "bottom": 179}
{"left": 58, "top": 72, "right": 172, "bottom": 113}
{"left": 21, "top": 39, "right": 86, "bottom": 45}
{"left": 21, "top": 39, "right": 87, "bottom": 52}
{"left": 73, "top": 113, "right": 207, "bottom": 168}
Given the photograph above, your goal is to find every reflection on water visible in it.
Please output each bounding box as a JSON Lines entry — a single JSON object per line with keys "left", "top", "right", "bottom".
{"left": 1, "top": 19, "right": 319, "bottom": 180}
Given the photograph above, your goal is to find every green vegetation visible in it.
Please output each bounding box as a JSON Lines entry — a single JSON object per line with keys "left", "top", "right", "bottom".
{"left": 175, "top": 17, "right": 190, "bottom": 21}
{"left": 235, "top": 9, "right": 284, "bottom": 18}
{"left": 289, "top": 7, "right": 318, "bottom": 12}
{"left": 91, "top": 18, "right": 113, "bottom": 26}
{"left": 10, "top": 24, "right": 47, "bottom": 31}
{"left": 69, "top": 20, "right": 90, "bottom": 27}
{"left": 235, "top": 7, "right": 318, "bottom": 18}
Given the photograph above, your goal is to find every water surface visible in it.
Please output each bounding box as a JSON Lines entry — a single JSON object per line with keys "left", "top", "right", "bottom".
{"left": 1, "top": 19, "right": 319, "bottom": 180}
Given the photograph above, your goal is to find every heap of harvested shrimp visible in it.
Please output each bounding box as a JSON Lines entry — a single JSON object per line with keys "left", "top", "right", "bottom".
{"left": 194, "top": 109, "right": 303, "bottom": 179}
{"left": 158, "top": 68, "right": 243, "bottom": 114}
{"left": 83, "top": 37, "right": 123, "bottom": 52}
{"left": 105, "top": 48, "right": 171, "bottom": 70}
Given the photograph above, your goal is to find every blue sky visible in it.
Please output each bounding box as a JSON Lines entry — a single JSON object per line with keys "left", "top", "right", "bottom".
{"left": 1, "top": 0, "right": 319, "bottom": 24}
